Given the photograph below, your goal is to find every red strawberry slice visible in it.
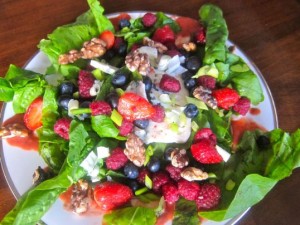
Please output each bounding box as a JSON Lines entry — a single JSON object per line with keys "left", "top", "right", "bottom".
{"left": 117, "top": 92, "right": 155, "bottom": 121}
{"left": 24, "top": 96, "right": 43, "bottom": 131}
{"left": 152, "top": 25, "right": 175, "bottom": 45}
{"left": 212, "top": 87, "right": 240, "bottom": 110}
{"left": 190, "top": 139, "right": 223, "bottom": 164}
{"left": 93, "top": 181, "right": 133, "bottom": 212}
{"left": 99, "top": 30, "right": 115, "bottom": 49}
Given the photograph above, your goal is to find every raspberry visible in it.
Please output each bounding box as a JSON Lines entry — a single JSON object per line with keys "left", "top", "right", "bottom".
{"left": 152, "top": 25, "right": 175, "bottom": 45}
{"left": 212, "top": 87, "right": 240, "bottom": 110}
{"left": 152, "top": 171, "right": 170, "bottom": 192}
{"left": 194, "top": 128, "right": 217, "bottom": 145}
{"left": 151, "top": 105, "right": 165, "bottom": 123}
{"left": 191, "top": 139, "right": 223, "bottom": 164}
{"left": 162, "top": 183, "right": 180, "bottom": 204}
{"left": 137, "top": 167, "right": 151, "bottom": 184}
{"left": 194, "top": 27, "right": 206, "bottom": 44}
{"left": 130, "top": 43, "right": 141, "bottom": 52}
{"left": 105, "top": 147, "right": 128, "bottom": 170}
{"left": 78, "top": 70, "right": 95, "bottom": 98}
{"left": 232, "top": 97, "right": 251, "bottom": 116}
{"left": 54, "top": 118, "right": 71, "bottom": 140}
{"left": 197, "top": 75, "right": 216, "bottom": 89}
{"left": 196, "top": 183, "right": 221, "bottom": 210}
{"left": 178, "top": 179, "right": 200, "bottom": 201}
{"left": 159, "top": 74, "right": 181, "bottom": 93}
{"left": 90, "top": 101, "right": 112, "bottom": 116}
{"left": 118, "top": 119, "right": 134, "bottom": 136}
{"left": 142, "top": 13, "right": 157, "bottom": 27}
{"left": 165, "top": 164, "right": 182, "bottom": 181}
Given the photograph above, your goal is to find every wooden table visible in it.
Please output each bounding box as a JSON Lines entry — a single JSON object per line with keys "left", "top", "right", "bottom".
{"left": 0, "top": 0, "right": 299, "bottom": 224}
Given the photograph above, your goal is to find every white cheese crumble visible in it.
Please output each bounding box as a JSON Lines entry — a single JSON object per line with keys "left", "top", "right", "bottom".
{"left": 90, "top": 60, "right": 118, "bottom": 75}
{"left": 216, "top": 145, "right": 231, "bottom": 162}
{"left": 67, "top": 99, "right": 79, "bottom": 117}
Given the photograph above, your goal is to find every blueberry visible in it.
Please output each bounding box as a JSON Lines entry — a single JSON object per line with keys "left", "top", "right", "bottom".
{"left": 119, "top": 19, "right": 131, "bottom": 29}
{"left": 102, "top": 49, "right": 115, "bottom": 61}
{"left": 128, "top": 180, "right": 140, "bottom": 192}
{"left": 59, "top": 81, "right": 76, "bottom": 95}
{"left": 79, "top": 101, "right": 91, "bottom": 119}
{"left": 184, "top": 103, "right": 199, "bottom": 118}
{"left": 57, "top": 95, "right": 72, "bottom": 110}
{"left": 184, "top": 78, "right": 196, "bottom": 90}
{"left": 147, "top": 157, "right": 160, "bottom": 173}
{"left": 256, "top": 135, "right": 270, "bottom": 150}
{"left": 134, "top": 119, "right": 149, "bottom": 129}
{"left": 164, "top": 147, "right": 174, "bottom": 161}
{"left": 181, "top": 71, "right": 193, "bottom": 80}
{"left": 105, "top": 91, "right": 119, "bottom": 109}
{"left": 112, "top": 69, "right": 130, "bottom": 87}
{"left": 143, "top": 76, "right": 153, "bottom": 93}
{"left": 124, "top": 163, "right": 139, "bottom": 179}
{"left": 185, "top": 56, "right": 202, "bottom": 72}
{"left": 117, "top": 42, "right": 128, "bottom": 56}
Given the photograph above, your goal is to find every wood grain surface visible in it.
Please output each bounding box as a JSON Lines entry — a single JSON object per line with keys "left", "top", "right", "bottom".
{"left": 0, "top": 0, "right": 300, "bottom": 224}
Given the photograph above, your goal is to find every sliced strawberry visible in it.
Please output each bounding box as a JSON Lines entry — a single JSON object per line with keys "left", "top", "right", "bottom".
{"left": 190, "top": 139, "right": 223, "bottom": 164}
{"left": 99, "top": 30, "right": 115, "bottom": 49}
{"left": 94, "top": 181, "right": 133, "bottom": 212}
{"left": 152, "top": 25, "right": 175, "bottom": 45}
{"left": 212, "top": 87, "right": 240, "bottom": 110}
{"left": 117, "top": 92, "right": 155, "bottom": 121}
{"left": 24, "top": 96, "right": 43, "bottom": 131}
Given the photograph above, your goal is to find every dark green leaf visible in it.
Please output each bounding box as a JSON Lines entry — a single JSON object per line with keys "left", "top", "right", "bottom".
{"left": 173, "top": 198, "right": 199, "bottom": 225}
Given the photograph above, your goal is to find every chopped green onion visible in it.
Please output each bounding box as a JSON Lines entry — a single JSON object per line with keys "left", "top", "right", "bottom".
{"left": 186, "top": 97, "right": 208, "bottom": 110}
{"left": 193, "top": 64, "right": 219, "bottom": 78}
{"left": 191, "top": 121, "right": 199, "bottom": 132}
{"left": 115, "top": 88, "right": 125, "bottom": 96}
{"left": 145, "top": 175, "right": 153, "bottom": 189}
{"left": 135, "top": 187, "right": 149, "bottom": 196}
{"left": 70, "top": 108, "right": 91, "bottom": 115}
{"left": 110, "top": 109, "right": 123, "bottom": 126}
{"left": 170, "top": 123, "right": 179, "bottom": 133}
{"left": 226, "top": 179, "right": 236, "bottom": 191}
{"left": 92, "top": 69, "right": 106, "bottom": 80}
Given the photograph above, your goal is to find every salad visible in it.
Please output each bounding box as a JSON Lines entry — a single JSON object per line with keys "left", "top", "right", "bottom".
{"left": 0, "top": 0, "right": 300, "bottom": 224}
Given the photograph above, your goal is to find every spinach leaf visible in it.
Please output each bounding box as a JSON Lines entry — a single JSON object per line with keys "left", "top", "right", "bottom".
{"left": 91, "top": 115, "right": 120, "bottom": 138}
{"left": 154, "top": 12, "right": 181, "bottom": 32}
{"left": 103, "top": 207, "right": 157, "bottom": 225}
{"left": 173, "top": 198, "right": 199, "bottom": 225}
{"left": 96, "top": 75, "right": 113, "bottom": 100}
{"left": 0, "top": 78, "right": 14, "bottom": 102}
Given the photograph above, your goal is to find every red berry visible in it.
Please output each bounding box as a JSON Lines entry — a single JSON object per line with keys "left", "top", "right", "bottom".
{"left": 78, "top": 70, "right": 95, "bottom": 98}
{"left": 137, "top": 167, "right": 151, "bottom": 184}
{"left": 118, "top": 119, "right": 134, "bottom": 136}
{"left": 151, "top": 105, "right": 165, "bottom": 123}
{"left": 94, "top": 181, "right": 133, "bottom": 212}
{"left": 194, "top": 128, "right": 217, "bottom": 145}
{"left": 90, "top": 101, "right": 112, "bottom": 116}
{"left": 24, "top": 96, "right": 43, "bottom": 131}
{"left": 113, "top": 37, "right": 125, "bottom": 51}
{"left": 232, "top": 97, "right": 251, "bottom": 116}
{"left": 142, "top": 13, "right": 157, "bottom": 27}
{"left": 53, "top": 118, "right": 72, "bottom": 140}
{"left": 197, "top": 75, "right": 216, "bottom": 89}
{"left": 99, "top": 30, "right": 115, "bottom": 49}
{"left": 191, "top": 139, "right": 223, "bottom": 164}
{"left": 159, "top": 74, "right": 181, "bottom": 93}
{"left": 152, "top": 25, "right": 175, "bottom": 45}
{"left": 165, "top": 164, "right": 182, "bottom": 181}
{"left": 196, "top": 183, "right": 221, "bottom": 210}
{"left": 152, "top": 171, "right": 170, "bottom": 192}
{"left": 105, "top": 147, "right": 128, "bottom": 170}
{"left": 162, "top": 183, "right": 180, "bottom": 204}
{"left": 165, "top": 49, "right": 180, "bottom": 57}
{"left": 178, "top": 179, "right": 200, "bottom": 201}
{"left": 194, "top": 27, "right": 206, "bottom": 44}
{"left": 212, "top": 87, "right": 240, "bottom": 110}
{"left": 117, "top": 92, "right": 155, "bottom": 121}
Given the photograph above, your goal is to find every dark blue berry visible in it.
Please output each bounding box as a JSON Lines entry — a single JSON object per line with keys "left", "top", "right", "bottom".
{"left": 124, "top": 163, "right": 139, "bottom": 179}
{"left": 79, "top": 101, "right": 91, "bottom": 119}
{"left": 119, "top": 19, "right": 131, "bottom": 29}
{"left": 134, "top": 119, "right": 149, "bottom": 129}
{"left": 147, "top": 157, "right": 160, "bottom": 173}
{"left": 143, "top": 76, "right": 153, "bottom": 93}
{"left": 112, "top": 69, "right": 130, "bottom": 87}
{"left": 102, "top": 49, "right": 115, "bottom": 61}
{"left": 181, "top": 71, "right": 193, "bottom": 80}
{"left": 256, "top": 135, "right": 270, "bottom": 150}
{"left": 117, "top": 42, "right": 128, "bottom": 56}
{"left": 59, "top": 81, "right": 76, "bottom": 95}
{"left": 185, "top": 56, "right": 202, "bottom": 72}
{"left": 164, "top": 148, "right": 174, "bottom": 161}
{"left": 184, "top": 103, "right": 199, "bottom": 118}
{"left": 128, "top": 180, "right": 140, "bottom": 192}
{"left": 57, "top": 95, "right": 72, "bottom": 110}
{"left": 184, "top": 78, "right": 196, "bottom": 90}
{"left": 105, "top": 91, "right": 119, "bottom": 109}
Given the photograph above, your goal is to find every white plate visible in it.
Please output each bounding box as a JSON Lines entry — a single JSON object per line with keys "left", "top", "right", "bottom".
{"left": 0, "top": 12, "right": 278, "bottom": 225}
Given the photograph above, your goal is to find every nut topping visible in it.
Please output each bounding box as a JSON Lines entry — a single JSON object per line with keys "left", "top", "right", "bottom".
{"left": 182, "top": 42, "right": 196, "bottom": 52}
{"left": 124, "top": 133, "right": 146, "bottom": 167}
{"left": 143, "top": 37, "right": 168, "bottom": 53}
{"left": 125, "top": 50, "right": 151, "bottom": 76}
{"left": 193, "top": 86, "right": 218, "bottom": 109}
{"left": 180, "top": 167, "right": 209, "bottom": 181}
{"left": 71, "top": 179, "right": 92, "bottom": 214}
{"left": 170, "top": 148, "right": 189, "bottom": 168}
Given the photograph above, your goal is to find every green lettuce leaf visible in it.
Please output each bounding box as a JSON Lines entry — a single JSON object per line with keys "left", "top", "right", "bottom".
{"left": 173, "top": 198, "right": 199, "bottom": 225}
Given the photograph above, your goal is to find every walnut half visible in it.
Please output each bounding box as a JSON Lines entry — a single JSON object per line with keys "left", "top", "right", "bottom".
{"left": 181, "top": 167, "right": 209, "bottom": 181}
{"left": 124, "top": 134, "right": 146, "bottom": 167}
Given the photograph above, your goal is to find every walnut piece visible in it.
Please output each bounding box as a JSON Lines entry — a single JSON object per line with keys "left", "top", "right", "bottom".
{"left": 182, "top": 42, "right": 196, "bottom": 52}
{"left": 181, "top": 167, "right": 209, "bottom": 181}
{"left": 124, "top": 133, "right": 146, "bottom": 167}
{"left": 81, "top": 38, "right": 107, "bottom": 59}
{"left": 193, "top": 86, "right": 218, "bottom": 109}
{"left": 71, "top": 180, "right": 92, "bottom": 214}
{"left": 58, "top": 50, "right": 82, "bottom": 65}
{"left": 0, "top": 123, "right": 28, "bottom": 138}
{"left": 125, "top": 50, "right": 151, "bottom": 76}
{"left": 143, "top": 37, "right": 168, "bottom": 53}
{"left": 171, "top": 148, "right": 189, "bottom": 168}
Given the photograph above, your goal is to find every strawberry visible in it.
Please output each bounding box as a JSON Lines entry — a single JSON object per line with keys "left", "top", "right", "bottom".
{"left": 194, "top": 128, "right": 217, "bottom": 145}
{"left": 212, "top": 87, "right": 240, "bottom": 110}
{"left": 24, "top": 96, "right": 43, "bottom": 131}
{"left": 99, "top": 30, "right": 115, "bottom": 49}
{"left": 190, "top": 139, "right": 223, "bottom": 164}
{"left": 117, "top": 92, "right": 155, "bottom": 121}
{"left": 152, "top": 25, "right": 175, "bottom": 45}
{"left": 93, "top": 181, "right": 133, "bottom": 212}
